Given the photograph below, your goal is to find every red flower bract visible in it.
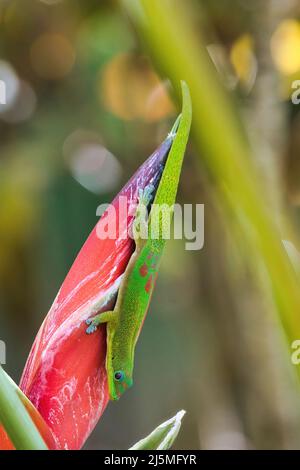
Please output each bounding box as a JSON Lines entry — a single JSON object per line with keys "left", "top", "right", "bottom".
{"left": 10, "top": 137, "right": 172, "bottom": 450}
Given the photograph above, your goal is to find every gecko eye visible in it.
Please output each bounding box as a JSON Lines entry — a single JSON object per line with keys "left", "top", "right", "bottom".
{"left": 114, "top": 371, "right": 125, "bottom": 382}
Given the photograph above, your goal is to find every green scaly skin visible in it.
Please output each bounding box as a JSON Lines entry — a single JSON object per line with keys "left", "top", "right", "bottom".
{"left": 86, "top": 82, "right": 192, "bottom": 400}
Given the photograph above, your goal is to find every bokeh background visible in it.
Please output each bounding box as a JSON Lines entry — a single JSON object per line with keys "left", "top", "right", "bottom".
{"left": 1, "top": 0, "right": 300, "bottom": 449}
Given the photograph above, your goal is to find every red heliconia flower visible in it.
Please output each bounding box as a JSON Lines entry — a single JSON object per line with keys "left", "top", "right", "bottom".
{"left": 0, "top": 137, "right": 172, "bottom": 450}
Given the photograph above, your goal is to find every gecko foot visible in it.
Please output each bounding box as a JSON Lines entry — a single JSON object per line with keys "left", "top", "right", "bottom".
{"left": 138, "top": 185, "right": 155, "bottom": 208}
{"left": 85, "top": 311, "right": 114, "bottom": 334}
{"left": 85, "top": 318, "right": 99, "bottom": 334}
{"left": 86, "top": 324, "right": 98, "bottom": 334}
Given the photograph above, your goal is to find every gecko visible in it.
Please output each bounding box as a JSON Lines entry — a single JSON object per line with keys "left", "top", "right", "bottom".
{"left": 85, "top": 81, "right": 192, "bottom": 400}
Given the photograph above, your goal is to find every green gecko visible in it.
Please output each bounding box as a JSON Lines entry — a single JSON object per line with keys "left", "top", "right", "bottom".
{"left": 86, "top": 81, "right": 192, "bottom": 400}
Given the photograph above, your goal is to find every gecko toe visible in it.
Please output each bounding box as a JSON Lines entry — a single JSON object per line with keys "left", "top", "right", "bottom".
{"left": 86, "top": 324, "right": 98, "bottom": 334}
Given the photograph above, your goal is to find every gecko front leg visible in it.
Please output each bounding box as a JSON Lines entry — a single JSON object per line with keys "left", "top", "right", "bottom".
{"left": 86, "top": 310, "right": 116, "bottom": 334}
{"left": 84, "top": 275, "right": 122, "bottom": 334}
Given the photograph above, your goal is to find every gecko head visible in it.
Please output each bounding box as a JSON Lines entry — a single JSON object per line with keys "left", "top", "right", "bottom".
{"left": 108, "top": 369, "right": 133, "bottom": 400}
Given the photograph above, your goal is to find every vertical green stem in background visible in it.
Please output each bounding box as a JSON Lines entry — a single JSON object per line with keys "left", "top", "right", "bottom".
{"left": 0, "top": 366, "right": 48, "bottom": 450}
{"left": 122, "top": 0, "right": 300, "bottom": 374}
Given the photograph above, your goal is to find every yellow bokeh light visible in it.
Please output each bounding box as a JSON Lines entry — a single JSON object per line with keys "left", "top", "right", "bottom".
{"left": 230, "top": 34, "right": 256, "bottom": 88}
{"left": 271, "top": 19, "right": 300, "bottom": 75}
{"left": 30, "top": 33, "right": 75, "bottom": 80}
{"left": 100, "top": 52, "right": 174, "bottom": 122}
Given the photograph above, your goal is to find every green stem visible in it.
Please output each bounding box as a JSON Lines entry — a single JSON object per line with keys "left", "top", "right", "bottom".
{"left": 0, "top": 366, "right": 48, "bottom": 450}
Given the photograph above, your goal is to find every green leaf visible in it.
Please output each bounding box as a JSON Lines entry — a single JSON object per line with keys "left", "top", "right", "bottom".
{"left": 0, "top": 366, "right": 48, "bottom": 450}
{"left": 129, "top": 410, "right": 186, "bottom": 450}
